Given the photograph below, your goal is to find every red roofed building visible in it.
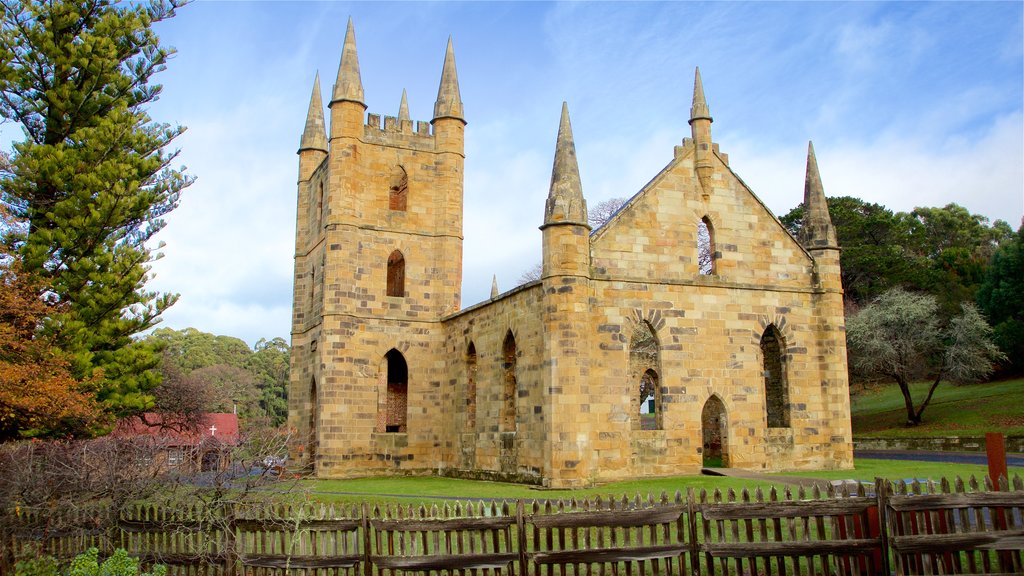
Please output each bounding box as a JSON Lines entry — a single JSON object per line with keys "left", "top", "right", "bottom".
{"left": 113, "top": 413, "right": 240, "bottom": 473}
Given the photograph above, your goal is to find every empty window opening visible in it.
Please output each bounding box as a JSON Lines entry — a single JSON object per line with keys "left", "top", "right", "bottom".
{"left": 383, "top": 349, "right": 408, "bottom": 433}
{"left": 638, "top": 369, "right": 660, "bottom": 430}
{"left": 309, "top": 265, "right": 316, "bottom": 303}
{"left": 316, "top": 181, "right": 325, "bottom": 227}
{"left": 308, "top": 377, "right": 318, "bottom": 468}
{"left": 466, "top": 342, "right": 478, "bottom": 431}
{"left": 501, "top": 331, "right": 517, "bottom": 432}
{"left": 629, "top": 321, "right": 662, "bottom": 430}
{"left": 701, "top": 395, "right": 728, "bottom": 467}
{"left": 386, "top": 250, "right": 405, "bottom": 297}
{"left": 389, "top": 166, "right": 408, "bottom": 211}
{"left": 761, "top": 324, "right": 790, "bottom": 428}
{"left": 698, "top": 216, "right": 716, "bottom": 275}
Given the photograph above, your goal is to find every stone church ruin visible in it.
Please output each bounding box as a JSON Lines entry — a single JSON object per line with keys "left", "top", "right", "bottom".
{"left": 288, "top": 20, "right": 853, "bottom": 488}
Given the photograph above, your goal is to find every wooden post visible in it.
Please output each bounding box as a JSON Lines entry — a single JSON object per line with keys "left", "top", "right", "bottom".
{"left": 874, "top": 478, "right": 892, "bottom": 576}
{"left": 686, "top": 488, "right": 700, "bottom": 576}
{"left": 222, "top": 504, "right": 237, "bottom": 576}
{"left": 986, "top": 432, "right": 1008, "bottom": 489}
{"left": 516, "top": 499, "right": 527, "bottom": 576}
{"left": 361, "top": 501, "right": 371, "bottom": 576}
{"left": 986, "top": 432, "right": 1013, "bottom": 571}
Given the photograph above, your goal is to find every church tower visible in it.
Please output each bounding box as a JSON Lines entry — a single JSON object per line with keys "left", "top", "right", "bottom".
{"left": 289, "top": 19, "right": 465, "bottom": 475}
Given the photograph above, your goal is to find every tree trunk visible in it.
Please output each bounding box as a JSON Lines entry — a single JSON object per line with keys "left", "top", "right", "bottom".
{"left": 896, "top": 375, "right": 921, "bottom": 425}
{"left": 914, "top": 371, "right": 945, "bottom": 423}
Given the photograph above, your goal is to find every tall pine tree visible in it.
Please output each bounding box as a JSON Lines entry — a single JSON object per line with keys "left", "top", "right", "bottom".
{"left": 0, "top": 0, "right": 191, "bottom": 427}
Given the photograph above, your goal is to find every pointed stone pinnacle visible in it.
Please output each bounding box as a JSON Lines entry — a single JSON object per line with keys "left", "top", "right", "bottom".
{"left": 332, "top": 17, "right": 365, "bottom": 106}
{"left": 491, "top": 275, "right": 499, "bottom": 299}
{"left": 544, "top": 102, "right": 588, "bottom": 227}
{"left": 433, "top": 36, "right": 464, "bottom": 121}
{"left": 399, "top": 89, "right": 410, "bottom": 122}
{"left": 800, "top": 141, "right": 838, "bottom": 248}
{"left": 299, "top": 73, "right": 328, "bottom": 153}
{"left": 689, "top": 66, "right": 712, "bottom": 124}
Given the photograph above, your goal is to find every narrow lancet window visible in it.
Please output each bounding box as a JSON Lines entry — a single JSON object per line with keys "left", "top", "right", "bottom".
{"left": 386, "top": 250, "right": 405, "bottom": 297}
{"left": 315, "top": 181, "right": 325, "bottom": 229}
{"left": 761, "top": 324, "right": 790, "bottom": 428}
{"left": 501, "top": 331, "right": 517, "bottom": 432}
{"left": 466, "top": 342, "right": 478, "bottom": 431}
{"left": 389, "top": 166, "right": 408, "bottom": 211}
{"left": 698, "top": 216, "right": 715, "bottom": 275}
{"left": 383, "top": 349, "right": 408, "bottom": 433}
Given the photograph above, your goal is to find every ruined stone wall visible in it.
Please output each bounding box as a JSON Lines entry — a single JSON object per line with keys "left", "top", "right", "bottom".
{"left": 582, "top": 141, "right": 853, "bottom": 478}
{"left": 439, "top": 284, "right": 548, "bottom": 484}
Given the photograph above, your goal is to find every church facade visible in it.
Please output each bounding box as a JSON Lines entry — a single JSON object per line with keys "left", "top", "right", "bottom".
{"left": 288, "top": 21, "right": 853, "bottom": 488}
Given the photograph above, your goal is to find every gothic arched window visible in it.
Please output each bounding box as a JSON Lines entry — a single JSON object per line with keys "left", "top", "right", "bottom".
{"left": 761, "top": 324, "right": 790, "bottom": 428}
{"left": 387, "top": 250, "right": 405, "bottom": 297}
{"left": 389, "top": 166, "right": 408, "bottom": 211}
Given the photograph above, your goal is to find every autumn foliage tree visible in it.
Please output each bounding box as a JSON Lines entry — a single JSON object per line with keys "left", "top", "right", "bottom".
{"left": 0, "top": 222, "right": 97, "bottom": 439}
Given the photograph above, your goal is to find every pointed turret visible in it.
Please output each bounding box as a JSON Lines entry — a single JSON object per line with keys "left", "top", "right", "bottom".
{"left": 689, "top": 67, "right": 715, "bottom": 196}
{"left": 799, "top": 141, "right": 838, "bottom": 249}
{"left": 689, "top": 67, "right": 712, "bottom": 124}
{"left": 543, "top": 102, "right": 588, "bottom": 227}
{"left": 299, "top": 73, "right": 328, "bottom": 154}
{"left": 331, "top": 18, "right": 365, "bottom": 107}
{"left": 433, "top": 37, "right": 465, "bottom": 122}
{"left": 491, "top": 275, "right": 499, "bottom": 299}
{"left": 399, "top": 89, "right": 411, "bottom": 122}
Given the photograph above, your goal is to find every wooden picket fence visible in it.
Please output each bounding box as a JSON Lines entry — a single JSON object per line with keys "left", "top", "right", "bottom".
{"left": 2, "top": 475, "right": 1023, "bottom": 575}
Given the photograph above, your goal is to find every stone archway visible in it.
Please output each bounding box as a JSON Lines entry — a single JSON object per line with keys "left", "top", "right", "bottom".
{"left": 701, "top": 395, "right": 728, "bottom": 467}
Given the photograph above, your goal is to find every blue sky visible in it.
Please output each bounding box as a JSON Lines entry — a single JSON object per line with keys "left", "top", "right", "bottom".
{"left": 138, "top": 1, "right": 1023, "bottom": 345}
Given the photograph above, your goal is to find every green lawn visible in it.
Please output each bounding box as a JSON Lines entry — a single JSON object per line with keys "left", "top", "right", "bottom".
{"left": 301, "top": 474, "right": 775, "bottom": 505}
{"left": 851, "top": 377, "right": 1024, "bottom": 438}
{"left": 296, "top": 458, "right": 1023, "bottom": 505}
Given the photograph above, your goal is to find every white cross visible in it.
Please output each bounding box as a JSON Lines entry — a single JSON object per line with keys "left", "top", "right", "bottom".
{"left": 209, "top": 425, "right": 217, "bottom": 436}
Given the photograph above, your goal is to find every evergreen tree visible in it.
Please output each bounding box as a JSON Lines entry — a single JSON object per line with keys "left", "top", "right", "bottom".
{"left": 0, "top": 0, "right": 191, "bottom": 424}
{"left": 977, "top": 224, "right": 1024, "bottom": 374}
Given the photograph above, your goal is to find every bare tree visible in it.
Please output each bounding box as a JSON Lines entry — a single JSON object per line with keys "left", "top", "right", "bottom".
{"left": 518, "top": 262, "right": 542, "bottom": 284}
{"left": 588, "top": 197, "right": 628, "bottom": 228}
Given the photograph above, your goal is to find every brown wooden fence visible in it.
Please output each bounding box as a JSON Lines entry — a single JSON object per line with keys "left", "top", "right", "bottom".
{"left": 3, "top": 475, "right": 1023, "bottom": 575}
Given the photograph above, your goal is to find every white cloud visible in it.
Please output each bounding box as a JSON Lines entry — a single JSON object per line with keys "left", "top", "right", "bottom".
{"left": 727, "top": 112, "right": 1024, "bottom": 225}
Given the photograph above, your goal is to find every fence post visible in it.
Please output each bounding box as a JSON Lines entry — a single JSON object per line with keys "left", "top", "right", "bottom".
{"left": 222, "top": 503, "right": 237, "bottom": 576}
{"left": 986, "top": 432, "right": 1008, "bottom": 490}
{"left": 874, "top": 477, "right": 892, "bottom": 576}
{"left": 686, "top": 488, "right": 700, "bottom": 576}
{"left": 361, "top": 501, "right": 371, "bottom": 576}
{"left": 516, "top": 499, "right": 527, "bottom": 576}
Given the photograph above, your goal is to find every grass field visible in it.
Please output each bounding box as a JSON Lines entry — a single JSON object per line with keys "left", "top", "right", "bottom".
{"left": 850, "top": 377, "right": 1024, "bottom": 437}
{"left": 298, "top": 458, "right": 1023, "bottom": 504}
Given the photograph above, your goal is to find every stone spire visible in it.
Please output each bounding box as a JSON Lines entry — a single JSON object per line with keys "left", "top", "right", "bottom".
{"left": 298, "top": 73, "right": 328, "bottom": 153}
{"left": 689, "top": 66, "right": 712, "bottom": 124}
{"left": 689, "top": 67, "right": 715, "bottom": 197}
{"left": 399, "top": 89, "right": 410, "bottom": 122}
{"left": 331, "top": 17, "right": 365, "bottom": 106}
{"left": 799, "top": 141, "right": 838, "bottom": 249}
{"left": 490, "top": 274, "right": 499, "bottom": 298}
{"left": 433, "top": 36, "right": 464, "bottom": 122}
{"left": 543, "top": 102, "right": 588, "bottom": 227}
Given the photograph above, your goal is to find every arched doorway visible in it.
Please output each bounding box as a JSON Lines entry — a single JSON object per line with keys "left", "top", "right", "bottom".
{"left": 701, "top": 395, "right": 728, "bottom": 467}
